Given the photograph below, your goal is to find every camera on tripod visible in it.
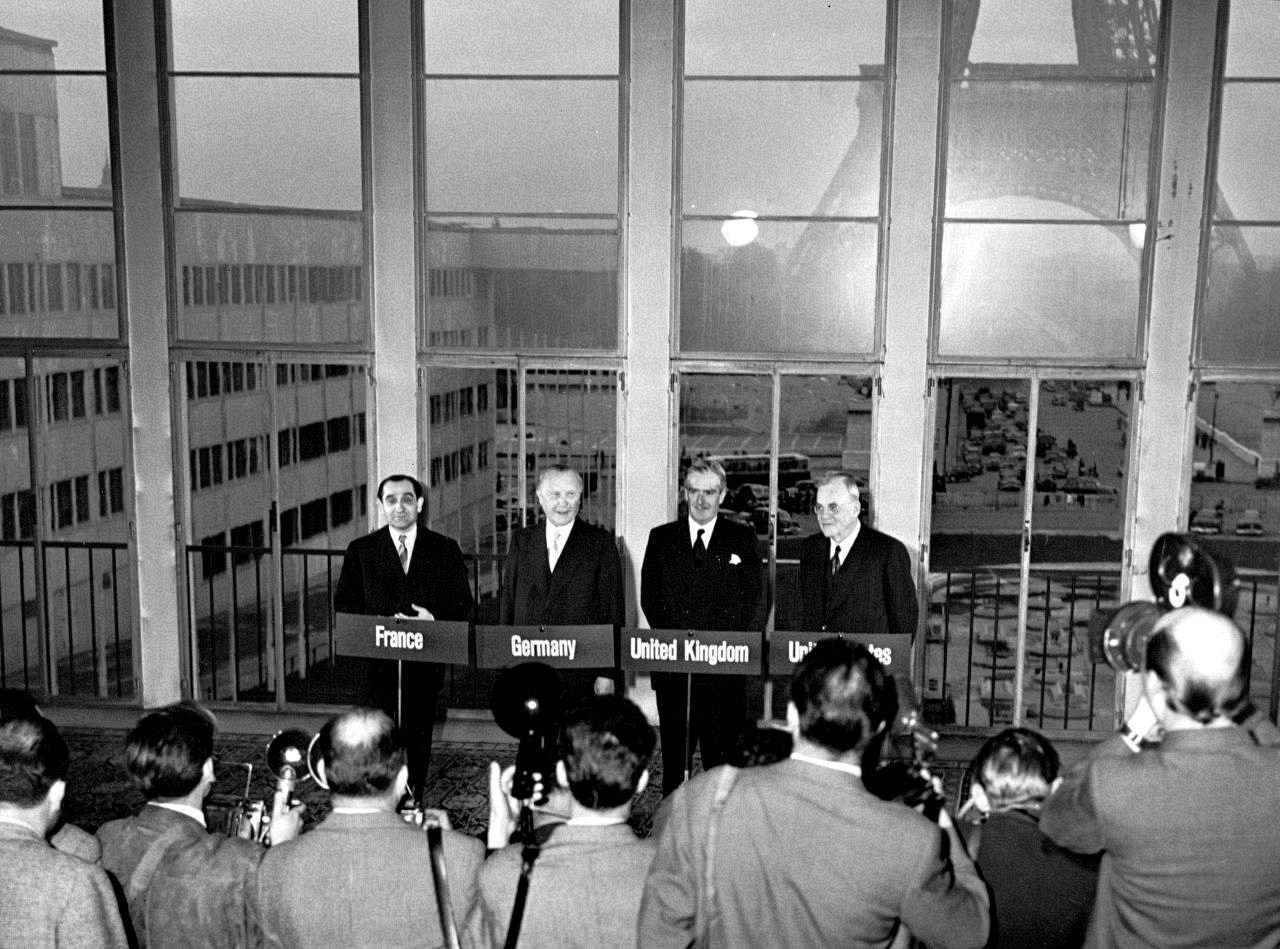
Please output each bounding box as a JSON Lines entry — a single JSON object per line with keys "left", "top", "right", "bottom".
{"left": 1088, "top": 532, "right": 1238, "bottom": 673}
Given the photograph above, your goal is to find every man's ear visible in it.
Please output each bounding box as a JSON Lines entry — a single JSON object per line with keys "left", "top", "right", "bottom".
{"left": 314, "top": 756, "right": 328, "bottom": 789}
{"left": 554, "top": 760, "right": 570, "bottom": 791}
{"left": 415, "top": 496, "right": 425, "bottom": 515}
{"left": 785, "top": 702, "right": 800, "bottom": 737}
{"left": 393, "top": 764, "right": 410, "bottom": 799}
{"left": 46, "top": 778, "right": 66, "bottom": 818}
{"left": 969, "top": 782, "right": 991, "bottom": 815}
{"left": 634, "top": 768, "right": 650, "bottom": 798}
{"left": 200, "top": 757, "right": 216, "bottom": 798}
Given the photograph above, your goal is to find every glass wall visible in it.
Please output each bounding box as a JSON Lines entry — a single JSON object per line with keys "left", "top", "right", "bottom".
{"left": 422, "top": 0, "right": 621, "bottom": 352}
{"left": 1199, "top": 2, "right": 1280, "bottom": 366}
{"left": 936, "top": 0, "right": 1161, "bottom": 360}
{"left": 0, "top": 2, "right": 116, "bottom": 341}
{"left": 926, "top": 376, "right": 1129, "bottom": 729}
{"left": 169, "top": 0, "right": 365, "bottom": 346}
{"left": 679, "top": 1, "right": 887, "bottom": 355}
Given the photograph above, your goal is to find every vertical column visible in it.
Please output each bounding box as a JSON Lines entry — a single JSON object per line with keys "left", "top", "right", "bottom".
{"left": 876, "top": 1, "right": 943, "bottom": 623}
{"left": 1130, "top": 2, "right": 1221, "bottom": 602}
{"left": 115, "top": 0, "right": 182, "bottom": 705}
{"left": 620, "top": 0, "right": 676, "bottom": 619}
{"left": 367, "top": 0, "right": 419, "bottom": 496}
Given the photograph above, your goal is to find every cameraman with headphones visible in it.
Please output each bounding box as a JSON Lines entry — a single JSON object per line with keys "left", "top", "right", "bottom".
{"left": 1042, "top": 606, "right": 1280, "bottom": 947}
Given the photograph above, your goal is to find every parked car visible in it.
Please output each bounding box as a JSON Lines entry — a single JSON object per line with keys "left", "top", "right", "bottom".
{"left": 750, "top": 507, "right": 801, "bottom": 536}
{"left": 1189, "top": 510, "right": 1223, "bottom": 535}
{"left": 1235, "top": 509, "right": 1264, "bottom": 536}
{"left": 731, "top": 483, "right": 770, "bottom": 510}
{"left": 1062, "top": 476, "right": 1118, "bottom": 495}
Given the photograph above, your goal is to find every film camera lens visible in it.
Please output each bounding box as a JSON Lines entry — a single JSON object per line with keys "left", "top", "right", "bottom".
{"left": 1088, "top": 532, "right": 1238, "bottom": 673}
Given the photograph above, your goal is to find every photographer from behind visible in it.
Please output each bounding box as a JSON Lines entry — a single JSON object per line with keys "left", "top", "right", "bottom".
{"left": 1041, "top": 606, "right": 1280, "bottom": 947}
{"left": 481, "top": 695, "right": 657, "bottom": 948}
{"left": 639, "top": 638, "right": 988, "bottom": 949}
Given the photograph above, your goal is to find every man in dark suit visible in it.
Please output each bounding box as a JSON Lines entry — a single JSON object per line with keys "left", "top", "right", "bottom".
{"left": 796, "top": 471, "right": 918, "bottom": 639}
{"left": 0, "top": 713, "right": 128, "bottom": 948}
{"left": 1042, "top": 607, "right": 1280, "bottom": 947}
{"left": 480, "top": 694, "right": 657, "bottom": 947}
{"left": 96, "top": 702, "right": 300, "bottom": 948}
{"left": 641, "top": 459, "right": 764, "bottom": 795}
{"left": 253, "top": 707, "right": 484, "bottom": 949}
{"left": 333, "top": 473, "right": 474, "bottom": 795}
{"left": 638, "top": 638, "right": 988, "bottom": 948}
{"left": 500, "top": 464, "right": 623, "bottom": 697}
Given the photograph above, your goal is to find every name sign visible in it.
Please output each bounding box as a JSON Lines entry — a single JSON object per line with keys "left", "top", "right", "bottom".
{"left": 474, "top": 624, "right": 615, "bottom": 670}
{"left": 769, "top": 632, "right": 912, "bottom": 676}
{"left": 620, "top": 628, "right": 763, "bottom": 676}
{"left": 334, "top": 613, "right": 470, "bottom": 664}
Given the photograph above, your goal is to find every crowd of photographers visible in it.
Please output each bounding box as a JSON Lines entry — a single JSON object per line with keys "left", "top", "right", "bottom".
{"left": 3, "top": 604, "right": 1280, "bottom": 947}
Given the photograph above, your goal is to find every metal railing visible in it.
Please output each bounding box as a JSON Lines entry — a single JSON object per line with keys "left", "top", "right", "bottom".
{"left": 0, "top": 538, "right": 133, "bottom": 698}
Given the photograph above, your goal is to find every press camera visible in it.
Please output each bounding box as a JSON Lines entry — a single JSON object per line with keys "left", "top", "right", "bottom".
{"left": 1087, "top": 532, "right": 1238, "bottom": 673}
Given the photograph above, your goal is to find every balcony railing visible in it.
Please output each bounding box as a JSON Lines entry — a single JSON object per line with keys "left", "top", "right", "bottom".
{"left": 0, "top": 538, "right": 133, "bottom": 698}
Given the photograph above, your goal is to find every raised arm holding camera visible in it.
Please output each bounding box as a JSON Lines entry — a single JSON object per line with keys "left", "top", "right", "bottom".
{"left": 481, "top": 694, "right": 657, "bottom": 949}
{"left": 1041, "top": 606, "right": 1280, "bottom": 947}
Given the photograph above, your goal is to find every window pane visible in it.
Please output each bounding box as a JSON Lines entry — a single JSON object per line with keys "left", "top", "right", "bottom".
{"left": 1186, "top": 382, "right": 1279, "bottom": 718}
{"left": 681, "top": 220, "right": 876, "bottom": 355}
{"left": 32, "top": 355, "right": 133, "bottom": 698}
{"left": 169, "top": 0, "right": 359, "bottom": 73}
{"left": 424, "top": 80, "right": 617, "bottom": 215}
{"left": 685, "top": 0, "right": 886, "bottom": 76}
{"left": 1026, "top": 379, "right": 1129, "bottom": 730}
{"left": 276, "top": 361, "right": 368, "bottom": 705}
{"left": 682, "top": 81, "right": 882, "bottom": 217}
{"left": 0, "top": 357, "right": 37, "bottom": 690}
{"left": 0, "top": 1, "right": 106, "bottom": 71}
{"left": 1215, "top": 86, "right": 1280, "bottom": 221}
{"left": 174, "top": 78, "right": 361, "bottom": 210}
{"left": 0, "top": 75, "right": 110, "bottom": 200}
{"left": 175, "top": 211, "right": 365, "bottom": 345}
{"left": 775, "top": 375, "right": 875, "bottom": 636}
{"left": 425, "top": 217, "right": 617, "bottom": 351}
{"left": 524, "top": 369, "right": 618, "bottom": 531}
{"left": 678, "top": 373, "right": 772, "bottom": 514}
{"left": 928, "top": 378, "right": 1031, "bottom": 727}
{"left": 938, "top": 223, "right": 1141, "bottom": 359}
{"left": 424, "top": 0, "right": 617, "bottom": 74}
{"left": 952, "top": 0, "right": 1159, "bottom": 77}
{"left": 946, "top": 81, "right": 1152, "bottom": 220}
{"left": 1224, "top": 1, "right": 1280, "bottom": 78}
{"left": 1200, "top": 226, "right": 1280, "bottom": 366}
{"left": 182, "top": 359, "right": 273, "bottom": 702}
{"left": 0, "top": 210, "right": 118, "bottom": 338}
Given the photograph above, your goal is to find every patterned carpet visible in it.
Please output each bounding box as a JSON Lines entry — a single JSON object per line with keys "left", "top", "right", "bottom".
{"left": 62, "top": 728, "right": 973, "bottom": 841}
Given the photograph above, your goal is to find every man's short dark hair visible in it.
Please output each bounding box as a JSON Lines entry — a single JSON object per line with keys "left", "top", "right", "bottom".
{"left": 377, "top": 474, "right": 425, "bottom": 501}
{"left": 790, "top": 638, "right": 896, "bottom": 754}
{"left": 557, "top": 696, "right": 655, "bottom": 810}
{"left": 124, "top": 702, "right": 216, "bottom": 800}
{"left": 1146, "top": 615, "right": 1248, "bottom": 724}
{"left": 318, "top": 707, "right": 405, "bottom": 797}
{"left": 970, "top": 727, "right": 1059, "bottom": 812}
{"left": 0, "top": 714, "right": 69, "bottom": 807}
{"left": 0, "top": 688, "right": 40, "bottom": 720}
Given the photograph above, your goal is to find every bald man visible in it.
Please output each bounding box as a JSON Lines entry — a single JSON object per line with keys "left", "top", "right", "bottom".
{"left": 252, "top": 708, "right": 483, "bottom": 948}
{"left": 1041, "top": 607, "right": 1280, "bottom": 947}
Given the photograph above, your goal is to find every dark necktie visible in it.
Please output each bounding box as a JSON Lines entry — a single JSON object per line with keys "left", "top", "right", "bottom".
{"left": 693, "top": 528, "right": 707, "bottom": 565}
{"left": 830, "top": 545, "right": 841, "bottom": 576}
{"left": 398, "top": 535, "right": 409, "bottom": 574}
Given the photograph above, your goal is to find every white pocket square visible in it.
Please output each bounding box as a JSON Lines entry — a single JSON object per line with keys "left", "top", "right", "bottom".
{"left": 729, "top": 553, "right": 742, "bottom": 565}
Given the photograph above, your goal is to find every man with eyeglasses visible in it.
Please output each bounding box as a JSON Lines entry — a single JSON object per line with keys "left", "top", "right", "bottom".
{"left": 641, "top": 459, "right": 765, "bottom": 795}
{"left": 796, "top": 471, "right": 918, "bottom": 641}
